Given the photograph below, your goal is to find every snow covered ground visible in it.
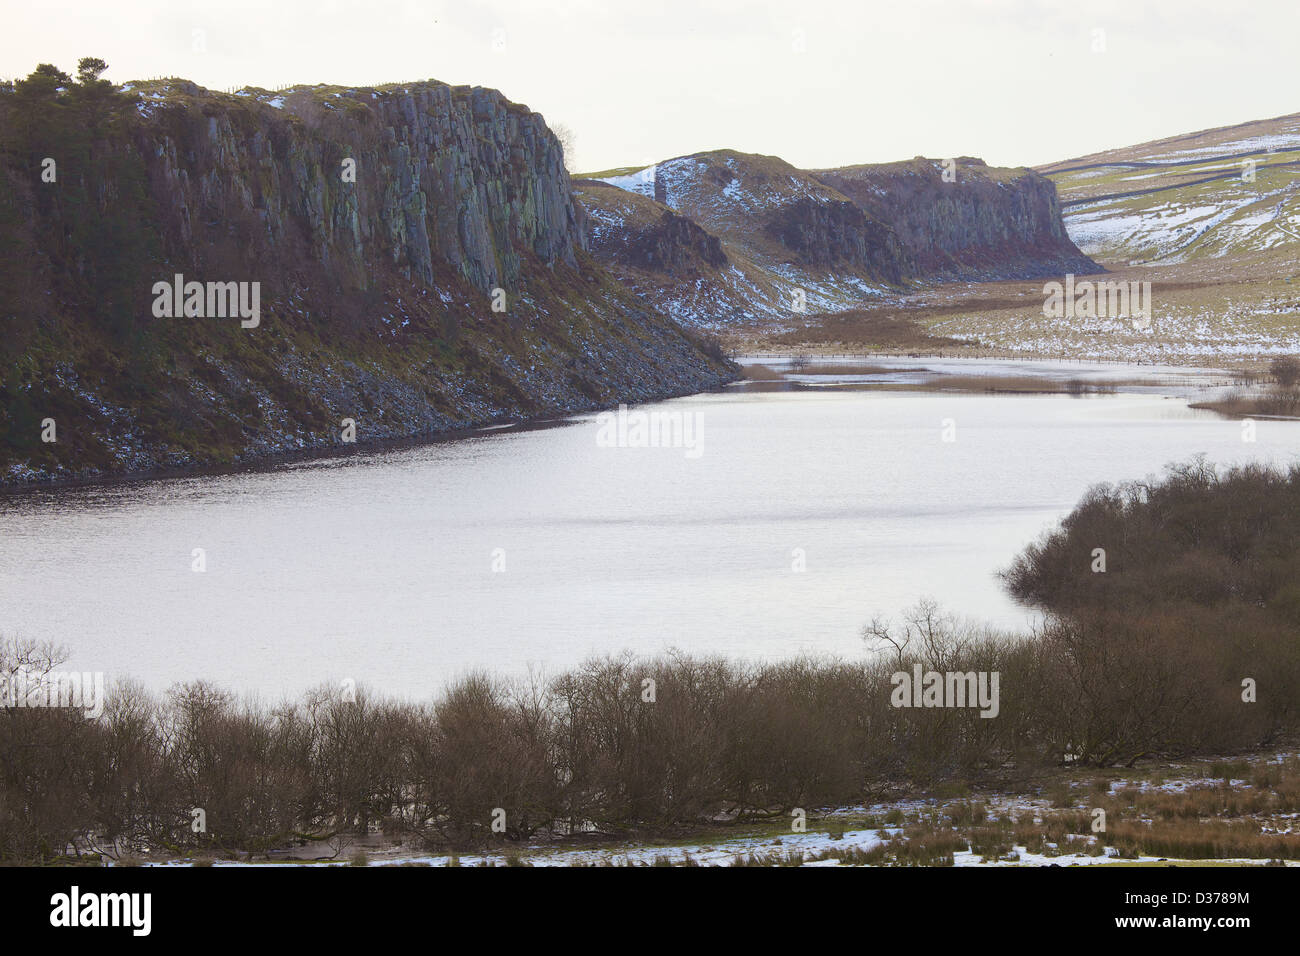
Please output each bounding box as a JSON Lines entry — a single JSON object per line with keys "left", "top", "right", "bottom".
{"left": 141, "top": 816, "right": 1293, "bottom": 868}
{"left": 129, "top": 752, "right": 1300, "bottom": 868}
{"left": 145, "top": 833, "right": 1184, "bottom": 867}
{"left": 1050, "top": 118, "right": 1300, "bottom": 265}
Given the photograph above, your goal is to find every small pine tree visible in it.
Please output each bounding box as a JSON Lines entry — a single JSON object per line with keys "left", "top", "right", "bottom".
{"left": 76, "top": 57, "right": 109, "bottom": 85}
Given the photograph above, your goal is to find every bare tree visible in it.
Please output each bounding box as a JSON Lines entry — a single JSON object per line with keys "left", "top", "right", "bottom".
{"left": 1270, "top": 355, "right": 1300, "bottom": 388}
{"left": 551, "top": 122, "right": 577, "bottom": 172}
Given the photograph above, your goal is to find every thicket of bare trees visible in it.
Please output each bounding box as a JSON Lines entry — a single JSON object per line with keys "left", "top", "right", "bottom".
{"left": 2, "top": 460, "right": 1296, "bottom": 862}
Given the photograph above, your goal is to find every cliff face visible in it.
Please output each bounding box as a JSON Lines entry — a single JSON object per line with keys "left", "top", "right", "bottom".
{"left": 575, "top": 151, "right": 914, "bottom": 327}
{"left": 813, "top": 158, "right": 1099, "bottom": 279}
{"left": 626, "top": 210, "right": 728, "bottom": 274}
{"left": 648, "top": 150, "right": 912, "bottom": 286}
{"left": 140, "top": 80, "right": 582, "bottom": 295}
{"left": 578, "top": 150, "right": 1096, "bottom": 328}
{"left": 763, "top": 195, "right": 909, "bottom": 281}
{"left": 0, "top": 77, "right": 733, "bottom": 486}
{"left": 576, "top": 179, "right": 725, "bottom": 276}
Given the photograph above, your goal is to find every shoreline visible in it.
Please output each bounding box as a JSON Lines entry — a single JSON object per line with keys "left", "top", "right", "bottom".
{"left": 733, "top": 350, "right": 1242, "bottom": 377}
{"left": 0, "top": 375, "right": 739, "bottom": 497}
{"left": 1, "top": 354, "right": 1244, "bottom": 497}
{"left": 10, "top": 352, "right": 1286, "bottom": 497}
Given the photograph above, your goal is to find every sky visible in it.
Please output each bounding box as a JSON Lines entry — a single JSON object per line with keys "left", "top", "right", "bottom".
{"left": 3, "top": 0, "right": 1298, "bottom": 173}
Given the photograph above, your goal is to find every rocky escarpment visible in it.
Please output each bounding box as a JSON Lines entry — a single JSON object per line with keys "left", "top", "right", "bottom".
{"left": 635, "top": 211, "right": 728, "bottom": 273}
{"left": 763, "top": 195, "right": 909, "bottom": 281}
{"left": 577, "top": 179, "right": 726, "bottom": 276}
{"left": 580, "top": 149, "right": 1094, "bottom": 327}
{"left": 141, "top": 79, "right": 582, "bottom": 296}
{"left": 577, "top": 151, "right": 913, "bottom": 326}
{"left": 0, "top": 73, "right": 733, "bottom": 486}
{"left": 573, "top": 177, "right": 763, "bottom": 328}
{"left": 813, "top": 158, "right": 1099, "bottom": 279}
{"left": 647, "top": 150, "right": 912, "bottom": 287}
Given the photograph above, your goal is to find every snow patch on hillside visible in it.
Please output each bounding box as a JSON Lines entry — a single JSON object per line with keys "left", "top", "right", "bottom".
{"left": 594, "top": 167, "right": 655, "bottom": 197}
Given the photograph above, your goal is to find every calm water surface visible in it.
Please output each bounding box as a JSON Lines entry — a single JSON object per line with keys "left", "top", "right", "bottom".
{"left": 2, "top": 379, "right": 1296, "bottom": 699}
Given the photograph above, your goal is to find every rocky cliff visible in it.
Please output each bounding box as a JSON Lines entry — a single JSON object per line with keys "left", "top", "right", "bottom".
{"left": 576, "top": 150, "right": 912, "bottom": 326}
{"left": 0, "top": 74, "right": 734, "bottom": 485}
{"left": 578, "top": 150, "right": 1096, "bottom": 328}
{"left": 647, "top": 150, "right": 911, "bottom": 286}
{"left": 136, "top": 80, "right": 584, "bottom": 294}
{"left": 763, "top": 195, "right": 907, "bottom": 279}
{"left": 813, "top": 157, "right": 1099, "bottom": 279}
{"left": 577, "top": 179, "right": 726, "bottom": 276}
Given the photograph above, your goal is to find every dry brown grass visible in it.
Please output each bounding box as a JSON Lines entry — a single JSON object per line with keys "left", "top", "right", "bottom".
{"left": 924, "top": 375, "right": 1119, "bottom": 394}
{"left": 791, "top": 363, "right": 906, "bottom": 376}
{"left": 855, "top": 754, "right": 1300, "bottom": 864}
{"left": 738, "top": 363, "right": 786, "bottom": 381}
{"left": 731, "top": 248, "right": 1300, "bottom": 368}
{"left": 765, "top": 309, "right": 971, "bottom": 352}
{"left": 1192, "top": 386, "right": 1300, "bottom": 419}
{"left": 1104, "top": 820, "right": 1300, "bottom": 860}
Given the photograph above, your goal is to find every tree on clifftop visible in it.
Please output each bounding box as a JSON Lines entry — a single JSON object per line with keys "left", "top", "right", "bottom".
{"left": 76, "top": 57, "right": 109, "bottom": 85}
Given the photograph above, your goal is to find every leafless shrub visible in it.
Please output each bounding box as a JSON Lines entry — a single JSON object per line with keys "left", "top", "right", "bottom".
{"left": 1270, "top": 355, "right": 1300, "bottom": 387}
{"left": 1, "top": 461, "right": 1296, "bottom": 860}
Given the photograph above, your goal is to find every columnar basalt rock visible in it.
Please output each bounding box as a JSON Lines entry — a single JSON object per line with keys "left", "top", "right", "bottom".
{"left": 763, "top": 195, "right": 910, "bottom": 283}
{"left": 138, "top": 81, "right": 584, "bottom": 294}
{"left": 813, "top": 158, "right": 1099, "bottom": 279}
{"left": 0, "top": 77, "right": 734, "bottom": 485}
{"left": 576, "top": 148, "right": 1095, "bottom": 327}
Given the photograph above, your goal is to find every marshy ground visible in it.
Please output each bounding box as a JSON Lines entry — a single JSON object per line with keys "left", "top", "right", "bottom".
{"left": 725, "top": 249, "right": 1300, "bottom": 372}
{"left": 137, "top": 748, "right": 1300, "bottom": 868}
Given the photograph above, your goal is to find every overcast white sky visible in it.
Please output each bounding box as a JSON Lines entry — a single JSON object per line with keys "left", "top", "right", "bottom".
{"left": 4, "top": 0, "right": 1298, "bottom": 172}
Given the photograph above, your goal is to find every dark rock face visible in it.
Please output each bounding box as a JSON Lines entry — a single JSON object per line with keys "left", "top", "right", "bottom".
{"left": 632, "top": 211, "right": 728, "bottom": 274}
{"left": 579, "top": 149, "right": 1093, "bottom": 323}
{"left": 0, "top": 80, "right": 735, "bottom": 486}
{"left": 763, "top": 196, "right": 911, "bottom": 283}
{"left": 142, "top": 83, "right": 583, "bottom": 295}
{"left": 814, "top": 159, "right": 1100, "bottom": 279}
{"left": 642, "top": 149, "right": 915, "bottom": 289}
{"left": 573, "top": 179, "right": 726, "bottom": 277}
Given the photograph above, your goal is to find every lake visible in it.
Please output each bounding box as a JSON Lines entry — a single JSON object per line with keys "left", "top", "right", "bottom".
{"left": 1, "top": 360, "right": 1295, "bottom": 700}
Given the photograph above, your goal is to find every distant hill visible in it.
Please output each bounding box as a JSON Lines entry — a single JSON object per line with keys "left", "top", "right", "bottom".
{"left": 576, "top": 149, "right": 1095, "bottom": 328}
{"left": 575, "top": 149, "right": 911, "bottom": 326}
{"left": 1041, "top": 112, "right": 1300, "bottom": 265}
